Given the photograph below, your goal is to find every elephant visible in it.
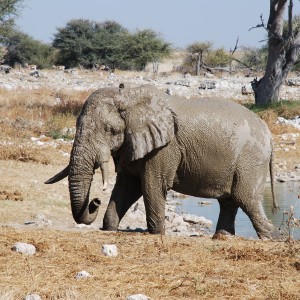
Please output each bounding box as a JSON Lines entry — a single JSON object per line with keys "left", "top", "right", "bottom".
{"left": 45, "top": 84, "right": 281, "bottom": 239}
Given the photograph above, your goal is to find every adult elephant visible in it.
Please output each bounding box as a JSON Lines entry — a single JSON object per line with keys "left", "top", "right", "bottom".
{"left": 45, "top": 84, "right": 281, "bottom": 239}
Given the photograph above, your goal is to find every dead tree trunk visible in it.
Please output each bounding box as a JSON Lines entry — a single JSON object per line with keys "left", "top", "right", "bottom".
{"left": 196, "top": 53, "right": 202, "bottom": 76}
{"left": 251, "top": 0, "right": 300, "bottom": 105}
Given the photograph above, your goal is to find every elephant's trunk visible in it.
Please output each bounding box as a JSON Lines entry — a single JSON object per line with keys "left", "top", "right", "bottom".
{"left": 68, "top": 142, "right": 110, "bottom": 225}
{"left": 68, "top": 173, "right": 101, "bottom": 225}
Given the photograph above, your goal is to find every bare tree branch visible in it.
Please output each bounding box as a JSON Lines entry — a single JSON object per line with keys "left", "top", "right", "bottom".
{"left": 249, "top": 14, "right": 266, "bottom": 31}
{"left": 288, "top": 0, "right": 293, "bottom": 38}
{"left": 230, "top": 36, "right": 239, "bottom": 56}
{"left": 249, "top": 13, "right": 285, "bottom": 42}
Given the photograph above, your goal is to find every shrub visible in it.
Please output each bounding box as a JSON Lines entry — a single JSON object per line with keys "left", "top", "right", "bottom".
{"left": 4, "top": 30, "right": 55, "bottom": 68}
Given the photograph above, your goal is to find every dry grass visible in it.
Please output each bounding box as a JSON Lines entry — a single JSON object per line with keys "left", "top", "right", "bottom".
{"left": 1, "top": 228, "right": 300, "bottom": 300}
{"left": 1, "top": 86, "right": 300, "bottom": 300}
{"left": 0, "top": 87, "right": 88, "bottom": 140}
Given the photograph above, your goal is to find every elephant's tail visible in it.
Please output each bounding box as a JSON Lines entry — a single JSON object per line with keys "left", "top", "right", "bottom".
{"left": 270, "top": 149, "right": 279, "bottom": 213}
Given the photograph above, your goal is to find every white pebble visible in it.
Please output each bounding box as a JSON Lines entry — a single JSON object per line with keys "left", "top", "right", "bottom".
{"left": 127, "top": 294, "right": 151, "bottom": 300}
{"left": 12, "top": 242, "right": 36, "bottom": 255}
{"left": 75, "top": 270, "right": 91, "bottom": 279}
{"left": 24, "top": 294, "right": 41, "bottom": 300}
{"left": 101, "top": 244, "right": 118, "bottom": 257}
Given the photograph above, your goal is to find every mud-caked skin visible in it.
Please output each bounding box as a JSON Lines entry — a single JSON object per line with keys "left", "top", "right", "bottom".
{"left": 45, "top": 85, "right": 281, "bottom": 240}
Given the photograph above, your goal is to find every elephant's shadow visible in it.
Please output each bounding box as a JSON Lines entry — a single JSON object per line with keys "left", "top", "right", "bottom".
{"left": 100, "top": 227, "right": 148, "bottom": 233}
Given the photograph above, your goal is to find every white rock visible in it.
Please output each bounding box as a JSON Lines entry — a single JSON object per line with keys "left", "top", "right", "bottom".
{"left": 24, "top": 294, "right": 41, "bottom": 300}
{"left": 127, "top": 294, "right": 150, "bottom": 300}
{"left": 12, "top": 242, "right": 36, "bottom": 255}
{"left": 182, "top": 214, "right": 213, "bottom": 228}
{"left": 199, "top": 200, "right": 212, "bottom": 205}
{"left": 101, "top": 244, "right": 118, "bottom": 257}
{"left": 75, "top": 270, "right": 91, "bottom": 279}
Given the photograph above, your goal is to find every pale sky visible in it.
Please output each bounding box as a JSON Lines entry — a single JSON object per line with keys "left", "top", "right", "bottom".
{"left": 15, "top": 0, "right": 297, "bottom": 50}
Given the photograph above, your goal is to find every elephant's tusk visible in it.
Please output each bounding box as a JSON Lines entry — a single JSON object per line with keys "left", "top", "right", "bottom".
{"left": 100, "top": 161, "right": 109, "bottom": 191}
{"left": 103, "top": 180, "right": 108, "bottom": 191}
{"left": 45, "top": 165, "right": 70, "bottom": 184}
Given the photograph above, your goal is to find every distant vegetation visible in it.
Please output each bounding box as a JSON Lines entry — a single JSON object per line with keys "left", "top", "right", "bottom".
{"left": 0, "top": 0, "right": 299, "bottom": 92}
{"left": 52, "top": 19, "right": 171, "bottom": 70}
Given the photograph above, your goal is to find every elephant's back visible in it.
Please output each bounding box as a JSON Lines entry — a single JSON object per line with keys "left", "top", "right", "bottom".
{"left": 170, "top": 96, "right": 270, "bottom": 139}
{"left": 169, "top": 96, "right": 272, "bottom": 166}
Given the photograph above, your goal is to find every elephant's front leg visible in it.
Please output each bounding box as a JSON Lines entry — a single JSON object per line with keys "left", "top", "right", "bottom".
{"left": 141, "top": 172, "right": 168, "bottom": 234}
{"left": 102, "top": 171, "right": 142, "bottom": 231}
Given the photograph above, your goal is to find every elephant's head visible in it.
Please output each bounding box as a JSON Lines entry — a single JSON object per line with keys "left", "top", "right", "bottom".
{"left": 45, "top": 85, "right": 177, "bottom": 225}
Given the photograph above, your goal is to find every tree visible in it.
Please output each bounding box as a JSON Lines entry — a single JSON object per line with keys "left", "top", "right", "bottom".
{"left": 206, "top": 48, "right": 230, "bottom": 68}
{"left": 4, "top": 30, "right": 55, "bottom": 68}
{"left": 251, "top": 0, "right": 300, "bottom": 105}
{"left": 53, "top": 19, "right": 128, "bottom": 69}
{"left": 123, "top": 29, "right": 172, "bottom": 71}
{"left": 0, "top": 0, "right": 23, "bottom": 60}
{"left": 186, "top": 42, "right": 212, "bottom": 75}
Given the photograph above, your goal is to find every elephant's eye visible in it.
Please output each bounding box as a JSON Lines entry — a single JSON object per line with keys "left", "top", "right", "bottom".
{"left": 104, "top": 123, "right": 117, "bottom": 135}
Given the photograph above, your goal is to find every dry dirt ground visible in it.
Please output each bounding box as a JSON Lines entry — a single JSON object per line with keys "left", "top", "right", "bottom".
{"left": 1, "top": 69, "right": 300, "bottom": 299}
{"left": 1, "top": 135, "right": 300, "bottom": 300}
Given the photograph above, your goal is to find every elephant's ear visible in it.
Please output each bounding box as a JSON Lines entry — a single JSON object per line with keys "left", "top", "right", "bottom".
{"left": 119, "top": 88, "right": 177, "bottom": 163}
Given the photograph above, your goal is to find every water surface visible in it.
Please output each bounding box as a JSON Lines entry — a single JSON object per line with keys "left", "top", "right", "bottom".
{"left": 177, "top": 182, "right": 300, "bottom": 239}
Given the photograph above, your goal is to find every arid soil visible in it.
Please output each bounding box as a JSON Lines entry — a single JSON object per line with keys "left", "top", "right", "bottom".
{"left": 1, "top": 68, "right": 300, "bottom": 299}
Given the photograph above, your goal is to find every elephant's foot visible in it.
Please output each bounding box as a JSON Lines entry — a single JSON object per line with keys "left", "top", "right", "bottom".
{"left": 148, "top": 226, "right": 165, "bottom": 234}
{"left": 102, "top": 225, "right": 118, "bottom": 231}
{"left": 257, "top": 226, "right": 284, "bottom": 241}
{"left": 102, "top": 214, "right": 119, "bottom": 232}
{"left": 147, "top": 218, "right": 165, "bottom": 234}
{"left": 212, "top": 229, "right": 234, "bottom": 240}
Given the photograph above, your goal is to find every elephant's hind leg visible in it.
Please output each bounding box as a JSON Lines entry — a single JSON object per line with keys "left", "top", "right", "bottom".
{"left": 103, "top": 172, "right": 142, "bottom": 231}
{"left": 232, "top": 168, "right": 281, "bottom": 240}
{"left": 216, "top": 198, "right": 239, "bottom": 235}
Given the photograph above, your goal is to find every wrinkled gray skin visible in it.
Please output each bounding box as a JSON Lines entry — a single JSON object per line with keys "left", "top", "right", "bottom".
{"left": 46, "top": 85, "right": 281, "bottom": 239}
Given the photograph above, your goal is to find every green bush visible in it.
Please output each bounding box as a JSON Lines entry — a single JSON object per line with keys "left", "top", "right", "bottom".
{"left": 53, "top": 19, "right": 171, "bottom": 70}
{"left": 206, "top": 48, "right": 230, "bottom": 68}
{"left": 4, "top": 30, "right": 55, "bottom": 68}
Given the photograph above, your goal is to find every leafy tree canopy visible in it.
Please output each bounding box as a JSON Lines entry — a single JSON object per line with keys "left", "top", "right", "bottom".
{"left": 4, "top": 29, "right": 55, "bottom": 68}
{"left": 53, "top": 19, "right": 128, "bottom": 68}
{"left": 0, "top": 0, "right": 23, "bottom": 59}
{"left": 0, "top": 0, "right": 23, "bottom": 36}
{"left": 53, "top": 19, "right": 171, "bottom": 70}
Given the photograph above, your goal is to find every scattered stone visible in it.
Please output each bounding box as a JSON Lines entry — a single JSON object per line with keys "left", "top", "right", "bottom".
{"left": 126, "top": 294, "right": 151, "bottom": 300}
{"left": 173, "top": 80, "right": 191, "bottom": 87}
{"left": 75, "top": 270, "right": 91, "bottom": 279}
{"left": 204, "top": 72, "right": 214, "bottom": 78}
{"left": 241, "top": 85, "right": 252, "bottom": 95}
{"left": 199, "top": 200, "right": 212, "bottom": 206}
{"left": 278, "top": 116, "right": 300, "bottom": 130}
{"left": 287, "top": 78, "right": 300, "bottom": 86}
{"left": 30, "top": 70, "right": 40, "bottom": 77}
{"left": 101, "top": 244, "right": 118, "bottom": 257}
{"left": 12, "top": 242, "right": 36, "bottom": 255}
{"left": 24, "top": 294, "right": 41, "bottom": 300}
{"left": 198, "top": 81, "right": 216, "bottom": 89}
{"left": 0, "top": 64, "right": 11, "bottom": 74}
{"left": 182, "top": 214, "right": 213, "bottom": 228}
